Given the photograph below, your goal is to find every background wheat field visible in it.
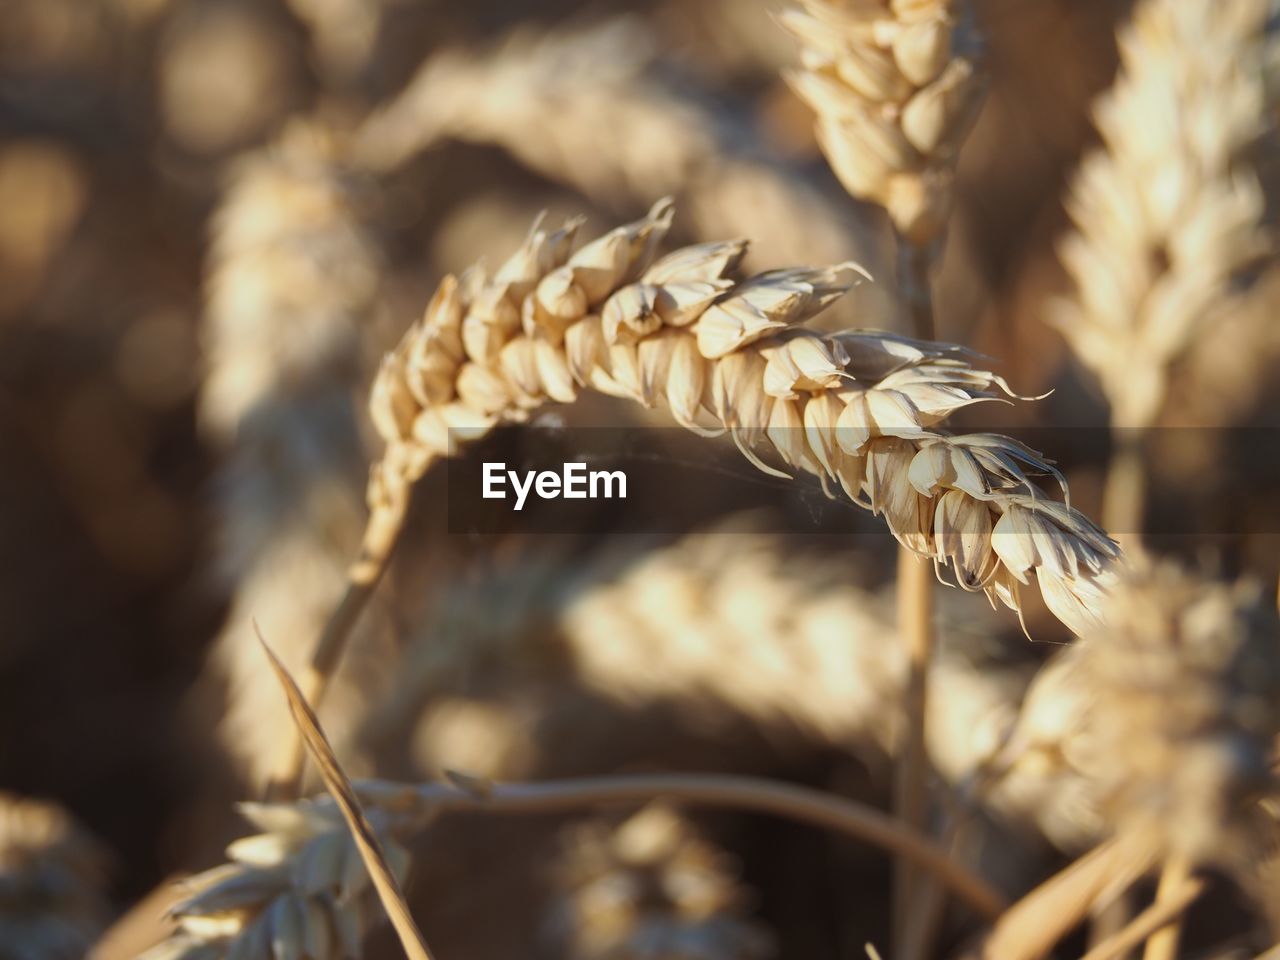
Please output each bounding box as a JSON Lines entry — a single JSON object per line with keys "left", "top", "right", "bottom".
{"left": 2, "top": 0, "right": 1280, "bottom": 958}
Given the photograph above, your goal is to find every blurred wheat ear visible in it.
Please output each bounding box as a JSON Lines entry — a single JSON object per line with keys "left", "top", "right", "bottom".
{"left": 1052, "top": 0, "right": 1276, "bottom": 537}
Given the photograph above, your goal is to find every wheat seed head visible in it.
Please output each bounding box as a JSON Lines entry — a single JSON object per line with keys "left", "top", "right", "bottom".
{"left": 1004, "top": 561, "right": 1280, "bottom": 868}
{"left": 1053, "top": 0, "right": 1276, "bottom": 428}
{"left": 780, "top": 0, "right": 987, "bottom": 246}
{"left": 140, "top": 798, "right": 412, "bottom": 960}
{"left": 368, "top": 201, "right": 1118, "bottom": 636}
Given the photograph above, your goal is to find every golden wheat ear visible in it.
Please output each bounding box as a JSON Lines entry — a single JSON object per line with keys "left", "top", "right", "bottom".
{"left": 369, "top": 201, "right": 1118, "bottom": 637}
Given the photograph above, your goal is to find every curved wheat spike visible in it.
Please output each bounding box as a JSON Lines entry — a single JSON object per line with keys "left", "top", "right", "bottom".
{"left": 369, "top": 200, "right": 1118, "bottom": 636}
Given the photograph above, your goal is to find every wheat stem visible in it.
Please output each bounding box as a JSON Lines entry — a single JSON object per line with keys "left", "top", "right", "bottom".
{"left": 357, "top": 773, "right": 1007, "bottom": 920}
{"left": 266, "top": 502, "right": 406, "bottom": 800}
{"left": 1141, "top": 855, "right": 1194, "bottom": 960}
{"left": 1102, "top": 428, "right": 1147, "bottom": 552}
{"left": 1085, "top": 870, "right": 1203, "bottom": 960}
{"left": 892, "top": 228, "right": 939, "bottom": 957}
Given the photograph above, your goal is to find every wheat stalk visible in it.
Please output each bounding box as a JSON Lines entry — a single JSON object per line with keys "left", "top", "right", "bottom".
{"left": 1053, "top": 0, "right": 1275, "bottom": 534}
{"left": 779, "top": 7, "right": 989, "bottom": 940}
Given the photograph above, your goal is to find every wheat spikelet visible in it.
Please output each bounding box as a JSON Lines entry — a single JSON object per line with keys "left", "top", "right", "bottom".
{"left": 545, "top": 804, "right": 775, "bottom": 960}
{"left": 139, "top": 797, "right": 413, "bottom": 960}
{"left": 780, "top": 0, "right": 987, "bottom": 246}
{"left": 1053, "top": 0, "right": 1275, "bottom": 430}
{"left": 352, "top": 20, "right": 872, "bottom": 288}
{"left": 199, "top": 120, "right": 395, "bottom": 786}
{"left": 0, "top": 793, "right": 109, "bottom": 960}
{"left": 996, "top": 561, "right": 1280, "bottom": 865}
{"left": 368, "top": 201, "right": 1118, "bottom": 635}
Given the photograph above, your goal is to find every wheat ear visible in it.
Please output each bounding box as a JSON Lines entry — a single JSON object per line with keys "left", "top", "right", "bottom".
{"left": 1053, "top": 0, "right": 1275, "bottom": 536}
{"left": 989, "top": 560, "right": 1280, "bottom": 957}
{"left": 370, "top": 200, "right": 1115, "bottom": 630}
{"left": 780, "top": 0, "right": 986, "bottom": 248}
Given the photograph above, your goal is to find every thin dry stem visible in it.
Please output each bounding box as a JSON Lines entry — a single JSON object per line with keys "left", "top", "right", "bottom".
{"left": 358, "top": 773, "right": 1008, "bottom": 921}
{"left": 892, "top": 223, "right": 940, "bottom": 957}
{"left": 894, "top": 548, "right": 935, "bottom": 951}
{"left": 981, "top": 835, "right": 1157, "bottom": 960}
{"left": 266, "top": 514, "right": 401, "bottom": 800}
{"left": 1141, "top": 855, "right": 1193, "bottom": 960}
{"left": 1084, "top": 870, "right": 1204, "bottom": 960}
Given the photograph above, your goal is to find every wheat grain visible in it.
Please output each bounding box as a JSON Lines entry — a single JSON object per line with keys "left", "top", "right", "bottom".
{"left": 0, "top": 793, "right": 109, "bottom": 960}
{"left": 138, "top": 797, "right": 414, "bottom": 960}
{"left": 369, "top": 201, "right": 1117, "bottom": 635}
{"left": 780, "top": 0, "right": 987, "bottom": 247}
{"left": 1053, "top": 0, "right": 1275, "bottom": 432}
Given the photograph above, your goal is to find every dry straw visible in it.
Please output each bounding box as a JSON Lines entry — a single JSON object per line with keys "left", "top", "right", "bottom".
{"left": 780, "top": 0, "right": 987, "bottom": 248}
{"left": 1053, "top": 0, "right": 1276, "bottom": 529}
{"left": 369, "top": 200, "right": 1117, "bottom": 636}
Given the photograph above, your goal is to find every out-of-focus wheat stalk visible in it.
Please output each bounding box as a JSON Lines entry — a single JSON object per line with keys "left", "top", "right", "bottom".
{"left": 1053, "top": 0, "right": 1276, "bottom": 538}
{"left": 352, "top": 19, "right": 874, "bottom": 294}
{"left": 0, "top": 793, "right": 109, "bottom": 960}
{"left": 199, "top": 120, "right": 396, "bottom": 790}
{"left": 985, "top": 559, "right": 1280, "bottom": 957}
{"left": 546, "top": 804, "right": 775, "bottom": 960}
{"left": 780, "top": 7, "right": 987, "bottom": 937}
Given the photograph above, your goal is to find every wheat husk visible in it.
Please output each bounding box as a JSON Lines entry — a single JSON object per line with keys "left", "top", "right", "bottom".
{"left": 996, "top": 560, "right": 1280, "bottom": 867}
{"left": 545, "top": 804, "right": 775, "bottom": 960}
